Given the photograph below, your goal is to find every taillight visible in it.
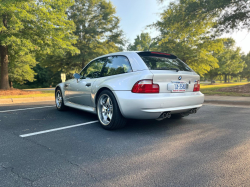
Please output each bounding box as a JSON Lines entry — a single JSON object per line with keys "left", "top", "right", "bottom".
{"left": 132, "top": 80, "right": 159, "bottom": 93}
{"left": 193, "top": 80, "right": 200, "bottom": 92}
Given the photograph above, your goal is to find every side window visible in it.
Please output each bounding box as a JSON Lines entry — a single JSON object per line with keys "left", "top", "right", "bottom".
{"left": 102, "top": 56, "right": 132, "bottom": 77}
{"left": 80, "top": 58, "right": 105, "bottom": 79}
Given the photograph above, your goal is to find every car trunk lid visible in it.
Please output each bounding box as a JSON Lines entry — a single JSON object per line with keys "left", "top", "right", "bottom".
{"left": 150, "top": 70, "right": 199, "bottom": 93}
{"left": 137, "top": 51, "right": 200, "bottom": 93}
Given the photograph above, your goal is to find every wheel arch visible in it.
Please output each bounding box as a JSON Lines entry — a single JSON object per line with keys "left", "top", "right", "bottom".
{"left": 95, "top": 87, "right": 111, "bottom": 106}
{"left": 55, "top": 85, "right": 60, "bottom": 91}
{"left": 55, "top": 83, "right": 65, "bottom": 98}
{"left": 94, "top": 87, "right": 125, "bottom": 117}
{"left": 55, "top": 85, "right": 62, "bottom": 96}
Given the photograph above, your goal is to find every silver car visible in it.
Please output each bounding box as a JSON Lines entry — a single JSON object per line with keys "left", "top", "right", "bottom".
{"left": 55, "top": 51, "right": 204, "bottom": 130}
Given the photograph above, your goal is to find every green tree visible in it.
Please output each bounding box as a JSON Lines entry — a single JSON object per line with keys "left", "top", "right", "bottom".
{"left": 44, "top": 0, "right": 125, "bottom": 74}
{"left": 158, "top": 0, "right": 250, "bottom": 32}
{"left": 127, "top": 32, "right": 158, "bottom": 51}
{"left": 240, "top": 52, "right": 250, "bottom": 81}
{"left": 207, "top": 38, "right": 246, "bottom": 83}
{"left": 14, "top": 64, "right": 62, "bottom": 88}
{"left": 0, "top": 0, "right": 79, "bottom": 89}
{"left": 152, "top": 1, "right": 225, "bottom": 76}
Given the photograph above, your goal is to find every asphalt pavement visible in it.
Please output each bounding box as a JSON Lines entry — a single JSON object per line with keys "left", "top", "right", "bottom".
{"left": 0, "top": 101, "right": 250, "bottom": 186}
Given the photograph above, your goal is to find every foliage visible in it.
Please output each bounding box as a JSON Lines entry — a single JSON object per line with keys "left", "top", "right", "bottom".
{"left": 158, "top": 0, "right": 250, "bottom": 32}
{"left": 152, "top": 0, "right": 225, "bottom": 76}
{"left": 14, "top": 64, "right": 62, "bottom": 88}
{"left": 0, "top": 0, "right": 79, "bottom": 89}
{"left": 207, "top": 38, "right": 246, "bottom": 83}
{"left": 127, "top": 32, "right": 158, "bottom": 51}
{"left": 240, "top": 52, "right": 250, "bottom": 81}
{"left": 44, "top": 0, "right": 125, "bottom": 74}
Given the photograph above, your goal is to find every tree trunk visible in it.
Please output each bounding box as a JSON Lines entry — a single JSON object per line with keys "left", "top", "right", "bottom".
{"left": 0, "top": 45, "right": 10, "bottom": 90}
{"left": 224, "top": 74, "right": 227, "bottom": 83}
{"left": 210, "top": 73, "right": 214, "bottom": 85}
{"left": 9, "top": 81, "right": 13, "bottom": 88}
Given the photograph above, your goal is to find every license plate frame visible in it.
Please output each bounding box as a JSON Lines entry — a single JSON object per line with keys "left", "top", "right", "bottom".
{"left": 171, "top": 81, "right": 187, "bottom": 92}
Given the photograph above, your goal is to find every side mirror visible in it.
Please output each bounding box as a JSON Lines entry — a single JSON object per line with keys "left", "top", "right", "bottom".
{"left": 73, "top": 73, "right": 81, "bottom": 79}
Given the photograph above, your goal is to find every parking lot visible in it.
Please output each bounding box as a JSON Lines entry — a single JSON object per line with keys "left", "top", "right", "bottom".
{"left": 0, "top": 101, "right": 250, "bottom": 186}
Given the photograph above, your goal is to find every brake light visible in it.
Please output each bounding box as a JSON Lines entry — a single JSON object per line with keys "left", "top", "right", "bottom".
{"left": 132, "top": 80, "right": 159, "bottom": 93}
{"left": 193, "top": 80, "right": 200, "bottom": 92}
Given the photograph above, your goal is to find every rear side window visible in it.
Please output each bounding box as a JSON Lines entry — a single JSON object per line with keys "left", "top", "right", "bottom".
{"left": 138, "top": 52, "right": 192, "bottom": 72}
{"left": 102, "top": 56, "right": 132, "bottom": 77}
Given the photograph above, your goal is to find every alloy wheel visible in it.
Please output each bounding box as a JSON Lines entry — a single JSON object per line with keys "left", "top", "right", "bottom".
{"left": 97, "top": 94, "right": 113, "bottom": 126}
{"left": 56, "top": 90, "right": 63, "bottom": 109}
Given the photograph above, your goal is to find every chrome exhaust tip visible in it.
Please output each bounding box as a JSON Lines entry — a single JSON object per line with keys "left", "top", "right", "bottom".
{"left": 189, "top": 108, "right": 197, "bottom": 114}
{"left": 156, "top": 112, "right": 171, "bottom": 121}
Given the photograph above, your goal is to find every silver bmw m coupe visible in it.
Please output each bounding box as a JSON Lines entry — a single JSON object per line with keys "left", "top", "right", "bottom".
{"left": 55, "top": 51, "right": 204, "bottom": 130}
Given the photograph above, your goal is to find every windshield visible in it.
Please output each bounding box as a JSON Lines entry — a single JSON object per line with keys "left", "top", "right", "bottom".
{"left": 138, "top": 54, "right": 193, "bottom": 72}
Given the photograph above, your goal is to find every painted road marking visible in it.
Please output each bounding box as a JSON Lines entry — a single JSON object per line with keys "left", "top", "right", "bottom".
{"left": 0, "top": 106, "right": 54, "bottom": 113}
{"left": 20, "top": 120, "right": 99, "bottom": 137}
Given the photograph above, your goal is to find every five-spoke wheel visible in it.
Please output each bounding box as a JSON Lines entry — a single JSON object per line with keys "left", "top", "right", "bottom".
{"left": 55, "top": 89, "right": 66, "bottom": 111}
{"left": 97, "top": 94, "right": 113, "bottom": 126}
{"left": 97, "top": 90, "right": 127, "bottom": 130}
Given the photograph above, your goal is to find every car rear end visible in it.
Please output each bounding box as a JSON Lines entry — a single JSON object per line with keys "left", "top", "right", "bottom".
{"left": 114, "top": 51, "right": 204, "bottom": 120}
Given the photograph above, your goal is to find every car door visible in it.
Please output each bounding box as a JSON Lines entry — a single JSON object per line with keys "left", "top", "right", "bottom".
{"left": 69, "top": 58, "right": 106, "bottom": 106}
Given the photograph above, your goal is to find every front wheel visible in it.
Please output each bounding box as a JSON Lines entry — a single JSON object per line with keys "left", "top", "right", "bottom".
{"left": 97, "top": 90, "right": 127, "bottom": 130}
{"left": 55, "top": 88, "right": 66, "bottom": 111}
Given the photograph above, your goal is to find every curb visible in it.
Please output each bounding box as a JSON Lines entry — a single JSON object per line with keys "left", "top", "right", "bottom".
{"left": 0, "top": 96, "right": 54, "bottom": 104}
{"left": 204, "top": 100, "right": 250, "bottom": 106}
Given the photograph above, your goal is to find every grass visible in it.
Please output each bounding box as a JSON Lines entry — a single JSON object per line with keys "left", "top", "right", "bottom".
{"left": 200, "top": 82, "right": 249, "bottom": 89}
{"left": 200, "top": 82, "right": 250, "bottom": 97}
{"left": 0, "top": 91, "right": 54, "bottom": 99}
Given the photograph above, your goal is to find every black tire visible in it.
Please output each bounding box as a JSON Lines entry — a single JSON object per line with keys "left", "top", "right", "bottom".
{"left": 55, "top": 88, "right": 67, "bottom": 111}
{"left": 97, "top": 90, "right": 127, "bottom": 130}
{"left": 171, "top": 113, "right": 189, "bottom": 119}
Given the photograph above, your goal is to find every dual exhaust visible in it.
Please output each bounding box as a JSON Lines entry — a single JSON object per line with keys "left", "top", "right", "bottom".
{"left": 189, "top": 108, "right": 198, "bottom": 114}
{"left": 156, "top": 108, "right": 198, "bottom": 121}
{"left": 156, "top": 112, "right": 171, "bottom": 121}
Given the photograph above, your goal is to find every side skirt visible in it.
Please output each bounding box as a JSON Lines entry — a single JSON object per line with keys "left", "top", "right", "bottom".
{"left": 65, "top": 101, "right": 96, "bottom": 114}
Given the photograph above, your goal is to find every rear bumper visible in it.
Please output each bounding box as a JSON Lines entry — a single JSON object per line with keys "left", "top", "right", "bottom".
{"left": 113, "top": 91, "right": 204, "bottom": 119}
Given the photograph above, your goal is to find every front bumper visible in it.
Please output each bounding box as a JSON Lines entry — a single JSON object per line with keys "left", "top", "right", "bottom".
{"left": 113, "top": 91, "right": 204, "bottom": 119}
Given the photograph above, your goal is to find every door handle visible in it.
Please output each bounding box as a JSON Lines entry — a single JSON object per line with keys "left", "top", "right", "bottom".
{"left": 86, "top": 83, "right": 91, "bottom": 87}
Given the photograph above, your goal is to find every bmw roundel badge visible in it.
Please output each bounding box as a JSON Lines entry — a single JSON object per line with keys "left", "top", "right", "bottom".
{"left": 178, "top": 76, "right": 182, "bottom": 80}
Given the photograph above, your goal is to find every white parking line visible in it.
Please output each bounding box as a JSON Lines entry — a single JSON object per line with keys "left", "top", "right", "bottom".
{"left": 20, "top": 120, "right": 99, "bottom": 138}
{"left": 0, "top": 106, "right": 54, "bottom": 113}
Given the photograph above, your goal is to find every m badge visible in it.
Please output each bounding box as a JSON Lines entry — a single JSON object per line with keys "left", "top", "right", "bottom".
{"left": 178, "top": 76, "right": 182, "bottom": 80}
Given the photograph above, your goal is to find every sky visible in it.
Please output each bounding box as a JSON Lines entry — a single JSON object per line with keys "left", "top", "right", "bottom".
{"left": 110, "top": 0, "right": 250, "bottom": 54}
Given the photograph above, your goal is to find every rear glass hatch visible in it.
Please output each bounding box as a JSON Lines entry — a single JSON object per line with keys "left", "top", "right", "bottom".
{"left": 137, "top": 52, "right": 199, "bottom": 93}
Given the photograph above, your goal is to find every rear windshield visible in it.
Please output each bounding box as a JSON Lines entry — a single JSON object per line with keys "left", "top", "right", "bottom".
{"left": 138, "top": 53, "right": 193, "bottom": 72}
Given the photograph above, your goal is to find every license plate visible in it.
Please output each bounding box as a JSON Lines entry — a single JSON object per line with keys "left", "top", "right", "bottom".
{"left": 172, "top": 83, "right": 186, "bottom": 92}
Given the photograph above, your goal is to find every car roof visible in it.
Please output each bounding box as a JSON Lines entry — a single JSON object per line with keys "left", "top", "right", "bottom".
{"left": 94, "top": 51, "right": 141, "bottom": 60}
{"left": 87, "top": 51, "right": 148, "bottom": 72}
